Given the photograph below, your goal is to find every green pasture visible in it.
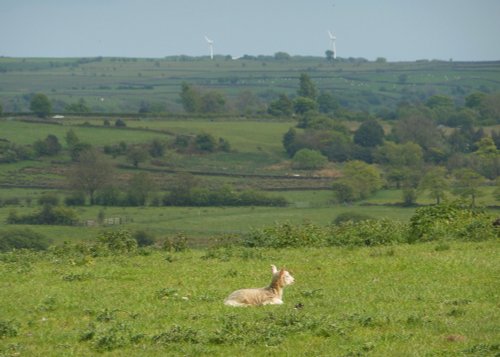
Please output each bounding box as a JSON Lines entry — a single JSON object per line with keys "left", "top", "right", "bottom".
{"left": 0, "top": 241, "right": 498, "bottom": 356}
{"left": 2, "top": 57, "right": 500, "bottom": 113}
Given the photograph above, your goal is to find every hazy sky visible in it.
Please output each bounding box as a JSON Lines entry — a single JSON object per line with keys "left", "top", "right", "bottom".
{"left": 1, "top": 0, "right": 499, "bottom": 61}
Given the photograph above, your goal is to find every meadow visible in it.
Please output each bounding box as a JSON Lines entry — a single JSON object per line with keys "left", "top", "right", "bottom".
{"left": 0, "top": 240, "right": 498, "bottom": 356}
{"left": 1, "top": 57, "right": 500, "bottom": 114}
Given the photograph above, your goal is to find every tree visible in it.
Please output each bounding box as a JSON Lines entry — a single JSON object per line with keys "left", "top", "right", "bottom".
{"left": 297, "top": 73, "right": 317, "bottom": 100}
{"left": 426, "top": 94, "right": 454, "bottom": 109}
{"left": 67, "top": 149, "right": 114, "bottom": 205}
{"left": 195, "top": 133, "right": 217, "bottom": 152}
{"left": 274, "top": 52, "right": 291, "bottom": 60}
{"left": 126, "top": 147, "right": 149, "bottom": 168}
{"left": 419, "top": 167, "right": 449, "bottom": 204}
{"left": 65, "top": 98, "right": 90, "bottom": 113}
{"left": 30, "top": 93, "right": 52, "bottom": 118}
{"left": 180, "top": 82, "right": 201, "bottom": 113}
{"left": 33, "top": 134, "right": 62, "bottom": 156}
{"left": 65, "top": 129, "right": 80, "bottom": 148}
{"left": 353, "top": 120, "right": 385, "bottom": 147}
{"left": 126, "top": 172, "right": 157, "bottom": 206}
{"left": 393, "top": 116, "right": 445, "bottom": 153}
{"left": 0, "top": 102, "right": 3, "bottom": 116}
{"left": 294, "top": 97, "right": 317, "bottom": 114}
{"left": 283, "top": 128, "right": 299, "bottom": 157}
{"left": 317, "top": 92, "right": 339, "bottom": 114}
{"left": 268, "top": 94, "right": 293, "bottom": 116}
{"left": 332, "top": 161, "right": 383, "bottom": 202}
{"left": 292, "top": 149, "right": 328, "bottom": 170}
{"left": 149, "top": 139, "right": 167, "bottom": 158}
{"left": 453, "top": 168, "right": 485, "bottom": 207}
{"left": 200, "top": 91, "right": 226, "bottom": 113}
{"left": 325, "top": 50, "right": 334, "bottom": 61}
{"left": 465, "top": 92, "right": 486, "bottom": 109}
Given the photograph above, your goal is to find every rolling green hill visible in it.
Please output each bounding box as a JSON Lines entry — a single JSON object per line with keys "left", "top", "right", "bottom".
{"left": 1, "top": 56, "right": 500, "bottom": 114}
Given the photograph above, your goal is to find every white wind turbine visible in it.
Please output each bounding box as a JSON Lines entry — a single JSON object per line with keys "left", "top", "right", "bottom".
{"left": 204, "top": 35, "right": 214, "bottom": 60}
{"left": 328, "top": 30, "right": 337, "bottom": 59}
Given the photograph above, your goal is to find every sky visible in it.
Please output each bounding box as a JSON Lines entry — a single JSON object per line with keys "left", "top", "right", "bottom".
{"left": 1, "top": 0, "right": 500, "bottom": 61}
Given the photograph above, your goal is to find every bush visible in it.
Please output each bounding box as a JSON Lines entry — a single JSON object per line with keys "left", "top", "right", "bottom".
{"left": 327, "top": 219, "right": 408, "bottom": 247}
{"left": 97, "top": 230, "right": 137, "bottom": 254}
{"left": 292, "top": 149, "right": 328, "bottom": 170}
{"left": 244, "top": 222, "right": 327, "bottom": 248}
{"left": 65, "top": 192, "right": 86, "bottom": 206}
{"left": 333, "top": 212, "right": 374, "bottom": 225}
{"left": 38, "top": 193, "right": 59, "bottom": 206}
{"left": 7, "top": 206, "right": 78, "bottom": 225}
{"left": 0, "top": 228, "right": 51, "bottom": 252}
{"left": 133, "top": 230, "right": 156, "bottom": 247}
{"left": 408, "top": 201, "right": 498, "bottom": 243}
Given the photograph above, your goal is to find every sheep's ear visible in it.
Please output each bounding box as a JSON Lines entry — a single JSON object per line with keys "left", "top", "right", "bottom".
{"left": 271, "top": 265, "right": 278, "bottom": 274}
{"left": 279, "top": 268, "right": 285, "bottom": 277}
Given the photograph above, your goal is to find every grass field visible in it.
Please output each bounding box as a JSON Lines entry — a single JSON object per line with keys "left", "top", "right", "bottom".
{"left": 0, "top": 240, "right": 498, "bottom": 356}
{"left": 1, "top": 57, "right": 500, "bottom": 114}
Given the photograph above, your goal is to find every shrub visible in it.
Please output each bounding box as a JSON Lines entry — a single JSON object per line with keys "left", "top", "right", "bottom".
{"left": 0, "top": 228, "right": 51, "bottom": 252}
{"left": 6, "top": 206, "right": 78, "bottom": 225}
{"left": 408, "top": 201, "right": 498, "bottom": 243}
{"left": 133, "top": 230, "right": 155, "bottom": 247}
{"left": 327, "top": 219, "right": 408, "bottom": 247}
{"left": 65, "top": 192, "right": 86, "bottom": 206}
{"left": 38, "top": 193, "right": 59, "bottom": 206}
{"left": 244, "top": 222, "right": 327, "bottom": 248}
{"left": 333, "top": 212, "right": 374, "bottom": 225}
{"left": 97, "top": 230, "right": 137, "bottom": 254}
{"left": 292, "top": 149, "right": 328, "bottom": 170}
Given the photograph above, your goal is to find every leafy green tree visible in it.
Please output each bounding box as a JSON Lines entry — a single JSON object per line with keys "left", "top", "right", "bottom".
{"left": 393, "top": 116, "right": 445, "bottom": 153}
{"left": 33, "top": 134, "right": 62, "bottom": 156}
{"left": 200, "top": 91, "right": 226, "bottom": 113}
{"left": 418, "top": 167, "right": 449, "bottom": 204}
{"left": 473, "top": 136, "right": 500, "bottom": 179}
{"left": 283, "top": 128, "right": 299, "bottom": 157}
{"left": 65, "top": 98, "right": 90, "bottom": 113}
{"left": 297, "top": 73, "right": 317, "bottom": 100}
{"left": 333, "top": 161, "right": 383, "bottom": 202}
{"left": 274, "top": 52, "right": 291, "bottom": 60}
{"left": 375, "top": 141, "right": 424, "bottom": 168}
{"left": 426, "top": 94, "right": 454, "bottom": 109}
{"left": 149, "top": 139, "right": 167, "bottom": 158}
{"left": 292, "top": 149, "right": 328, "bottom": 170}
{"left": 465, "top": 92, "right": 486, "bottom": 109}
{"left": 126, "top": 172, "right": 157, "bottom": 206}
{"left": 317, "top": 92, "right": 339, "bottom": 114}
{"left": 30, "top": 93, "right": 52, "bottom": 118}
{"left": 453, "top": 168, "right": 485, "bottom": 207}
{"left": 294, "top": 97, "right": 317, "bottom": 114}
{"left": 126, "top": 147, "right": 149, "bottom": 168}
{"left": 353, "top": 120, "right": 385, "bottom": 147}
{"left": 180, "top": 82, "right": 201, "bottom": 113}
{"left": 65, "top": 129, "right": 80, "bottom": 148}
{"left": 268, "top": 94, "right": 293, "bottom": 116}
{"left": 69, "top": 142, "right": 92, "bottom": 162}
{"left": 195, "top": 133, "right": 217, "bottom": 152}
{"left": 67, "top": 149, "right": 114, "bottom": 205}
{"left": 0, "top": 102, "right": 3, "bottom": 116}
{"left": 325, "top": 50, "right": 334, "bottom": 61}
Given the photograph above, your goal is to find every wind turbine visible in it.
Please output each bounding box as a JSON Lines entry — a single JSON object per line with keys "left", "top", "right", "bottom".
{"left": 328, "top": 30, "right": 337, "bottom": 59}
{"left": 204, "top": 35, "right": 214, "bottom": 60}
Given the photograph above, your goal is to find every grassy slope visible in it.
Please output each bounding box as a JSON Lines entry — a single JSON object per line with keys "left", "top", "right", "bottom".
{"left": 1, "top": 57, "right": 500, "bottom": 113}
{"left": 0, "top": 241, "right": 498, "bottom": 356}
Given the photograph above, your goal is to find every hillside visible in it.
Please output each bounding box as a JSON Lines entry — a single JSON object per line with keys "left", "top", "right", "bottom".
{"left": 1, "top": 57, "right": 500, "bottom": 114}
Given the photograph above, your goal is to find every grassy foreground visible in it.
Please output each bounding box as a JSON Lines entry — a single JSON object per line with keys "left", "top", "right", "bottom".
{"left": 0, "top": 241, "right": 498, "bottom": 356}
